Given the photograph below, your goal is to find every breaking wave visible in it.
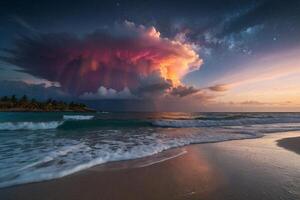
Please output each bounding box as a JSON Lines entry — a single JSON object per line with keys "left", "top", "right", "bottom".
{"left": 152, "top": 116, "right": 300, "bottom": 127}
{"left": 63, "top": 115, "right": 94, "bottom": 120}
{"left": 0, "top": 129, "right": 255, "bottom": 188}
{"left": 1, "top": 112, "right": 300, "bottom": 188}
{"left": 0, "top": 121, "right": 63, "bottom": 130}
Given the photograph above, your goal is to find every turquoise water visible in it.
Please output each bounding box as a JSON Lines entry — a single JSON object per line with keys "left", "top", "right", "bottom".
{"left": 1, "top": 112, "right": 300, "bottom": 188}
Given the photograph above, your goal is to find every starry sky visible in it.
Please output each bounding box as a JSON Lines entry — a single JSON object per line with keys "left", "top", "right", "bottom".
{"left": 0, "top": 0, "right": 300, "bottom": 111}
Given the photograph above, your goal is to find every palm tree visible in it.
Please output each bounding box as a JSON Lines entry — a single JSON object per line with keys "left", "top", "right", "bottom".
{"left": 21, "top": 95, "right": 28, "bottom": 103}
{"left": 47, "top": 98, "right": 53, "bottom": 104}
{"left": 11, "top": 95, "right": 17, "bottom": 103}
{"left": 0, "top": 95, "right": 91, "bottom": 111}
{"left": 0, "top": 96, "right": 8, "bottom": 101}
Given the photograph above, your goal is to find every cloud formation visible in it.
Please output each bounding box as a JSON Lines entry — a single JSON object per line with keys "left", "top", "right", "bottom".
{"left": 80, "top": 86, "right": 135, "bottom": 100}
{"left": 135, "top": 71, "right": 173, "bottom": 97}
{"left": 2, "top": 21, "right": 202, "bottom": 98}
{"left": 170, "top": 85, "right": 199, "bottom": 97}
{"left": 208, "top": 84, "right": 230, "bottom": 92}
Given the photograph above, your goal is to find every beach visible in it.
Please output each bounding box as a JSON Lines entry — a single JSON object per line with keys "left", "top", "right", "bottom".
{"left": 1, "top": 131, "right": 299, "bottom": 200}
{"left": 1, "top": 0, "right": 300, "bottom": 199}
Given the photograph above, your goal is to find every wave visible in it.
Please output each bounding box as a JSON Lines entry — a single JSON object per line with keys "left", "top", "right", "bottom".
{"left": 0, "top": 130, "right": 255, "bottom": 188}
{"left": 1, "top": 117, "right": 299, "bottom": 131}
{"left": 1, "top": 122, "right": 300, "bottom": 188}
{"left": 0, "top": 121, "right": 63, "bottom": 130}
{"left": 0, "top": 119, "right": 150, "bottom": 131}
{"left": 63, "top": 115, "right": 94, "bottom": 120}
{"left": 1, "top": 112, "right": 300, "bottom": 188}
{"left": 194, "top": 114, "right": 258, "bottom": 120}
{"left": 152, "top": 117, "right": 300, "bottom": 127}
{"left": 57, "top": 119, "right": 152, "bottom": 130}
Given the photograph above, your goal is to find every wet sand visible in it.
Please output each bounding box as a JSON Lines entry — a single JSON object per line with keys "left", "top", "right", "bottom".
{"left": 277, "top": 136, "right": 300, "bottom": 155}
{"left": 1, "top": 131, "right": 300, "bottom": 200}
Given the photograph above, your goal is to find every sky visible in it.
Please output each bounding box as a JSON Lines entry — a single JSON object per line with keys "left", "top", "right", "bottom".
{"left": 0, "top": 0, "right": 300, "bottom": 111}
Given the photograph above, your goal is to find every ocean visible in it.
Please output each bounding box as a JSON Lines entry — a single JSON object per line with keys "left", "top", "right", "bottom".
{"left": 1, "top": 112, "right": 300, "bottom": 188}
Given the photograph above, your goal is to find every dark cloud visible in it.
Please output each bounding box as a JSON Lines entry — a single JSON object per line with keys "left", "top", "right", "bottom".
{"left": 208, "top": 84, "right": 230, "bottom": 92}
{"left": 170, "top": 85, "right": 199, "bottom": 97}
{"left": 135, "top": 71, "right": 173, "bottom": 97}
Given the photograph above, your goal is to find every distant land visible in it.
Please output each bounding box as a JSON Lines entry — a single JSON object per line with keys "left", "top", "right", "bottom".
{"left": 0, "top": 95, "right": 95, "bottom": 112}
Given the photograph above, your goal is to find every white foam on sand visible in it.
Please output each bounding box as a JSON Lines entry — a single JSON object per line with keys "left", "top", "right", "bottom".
{"left": 135, "top": 149, "right": 187, "bottom": 168}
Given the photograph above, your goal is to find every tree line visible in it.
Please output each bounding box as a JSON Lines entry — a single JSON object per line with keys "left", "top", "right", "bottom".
{"left": 0, "top": 95, "right": 91, "bottom": 111}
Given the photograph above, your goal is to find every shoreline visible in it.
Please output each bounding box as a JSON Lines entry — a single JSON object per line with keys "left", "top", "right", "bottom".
{"left": 0, "top": 131, "right": 299, "bottom": 200}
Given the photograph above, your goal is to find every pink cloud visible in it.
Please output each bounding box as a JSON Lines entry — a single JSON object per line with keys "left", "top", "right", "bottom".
{"left": 3, "top": 21, "right": 202, "bottom": 97}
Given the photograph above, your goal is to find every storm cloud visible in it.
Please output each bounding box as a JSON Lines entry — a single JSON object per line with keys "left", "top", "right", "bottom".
{"left": 1, "top": 21, "right": 202, "bottom": 98}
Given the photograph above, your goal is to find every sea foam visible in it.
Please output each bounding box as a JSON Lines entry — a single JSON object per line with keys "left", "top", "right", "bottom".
{"left": 1, "top": 112, "right": 300, "bottom": 188}
{"left": 63, "top": 115, "right": 94, "bottom": 120}
{"left": 152, "top": 117, "right": 300, "bottom": 127}
{"left": 0, "top": 121, "right": 63, "bottom": 130}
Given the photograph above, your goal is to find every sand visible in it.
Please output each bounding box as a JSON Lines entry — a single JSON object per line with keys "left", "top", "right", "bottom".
{"left": 277, "top": 136, "right": 300, "bottom": 155}
{"left": 0, "top": 131, "right": 300, "bottom": 200}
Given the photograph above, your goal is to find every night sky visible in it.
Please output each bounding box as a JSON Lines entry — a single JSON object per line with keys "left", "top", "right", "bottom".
{"left": 0, "top": 0, "right": 300, "bottom": 111}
